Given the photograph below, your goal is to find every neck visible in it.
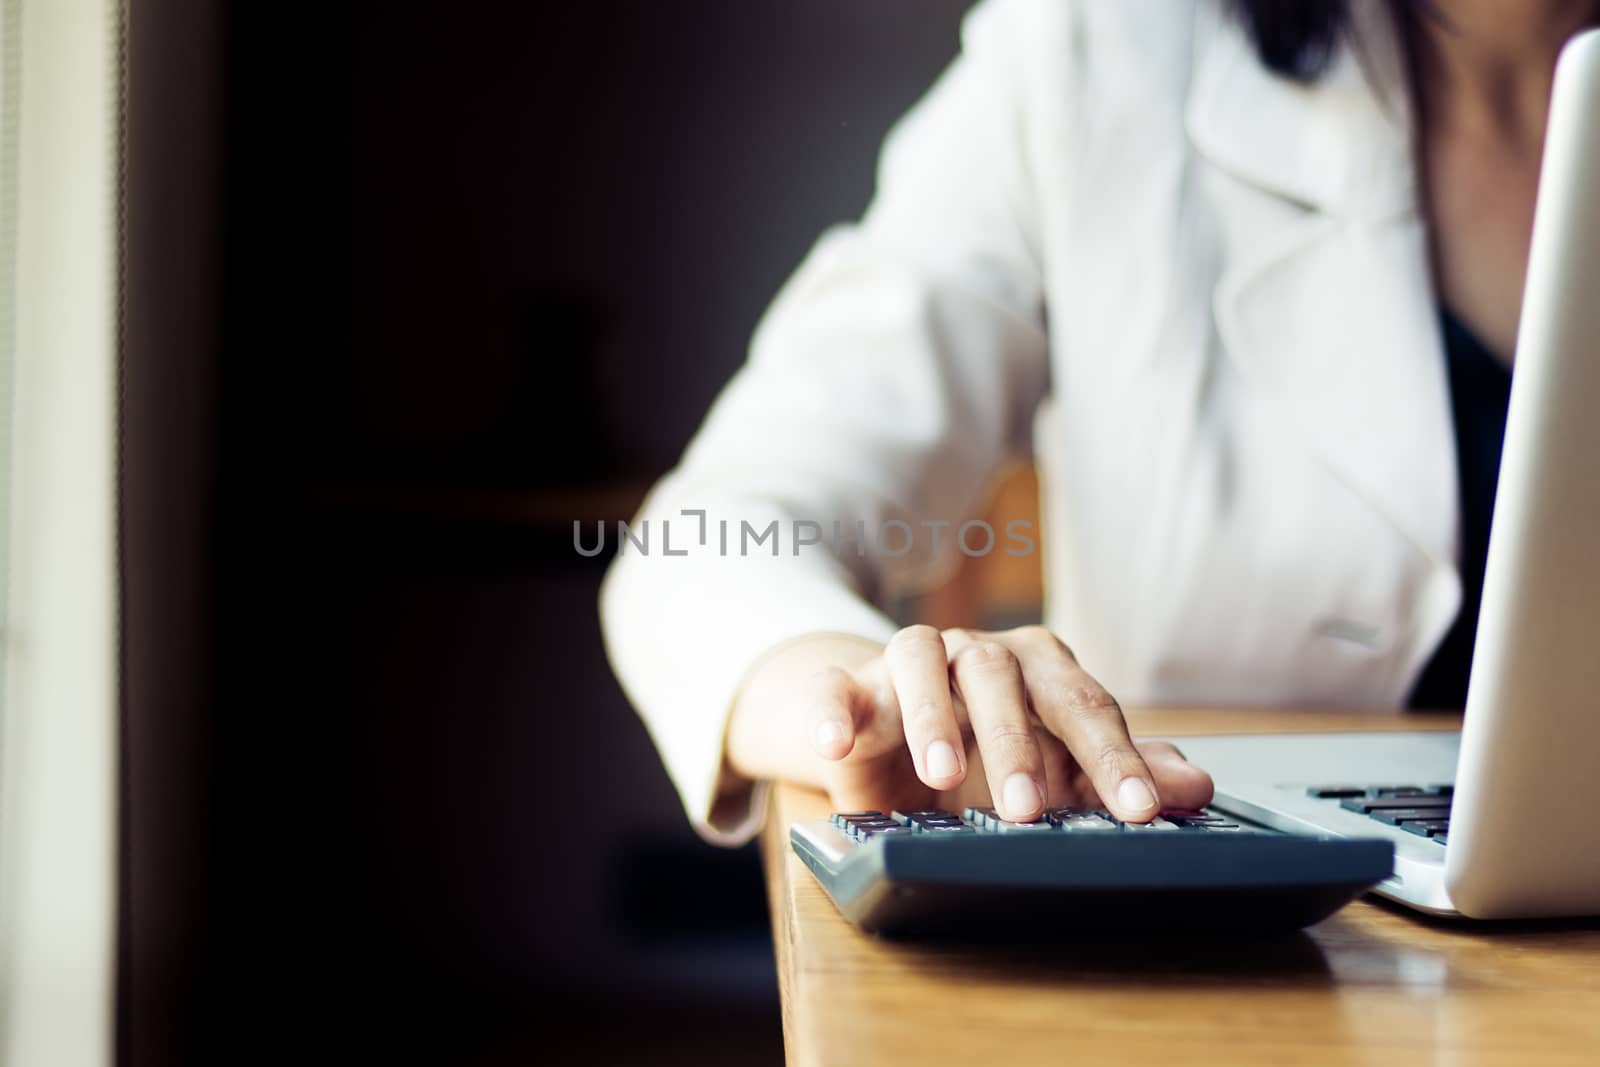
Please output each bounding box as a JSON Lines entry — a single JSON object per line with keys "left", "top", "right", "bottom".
{"left": 1406, "top": 0, "right": 1600, "bottom": 143}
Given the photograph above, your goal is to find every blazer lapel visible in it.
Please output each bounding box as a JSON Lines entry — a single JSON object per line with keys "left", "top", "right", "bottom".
{"left": 1185, "top": 1, "right": 1458, "bottom": 569}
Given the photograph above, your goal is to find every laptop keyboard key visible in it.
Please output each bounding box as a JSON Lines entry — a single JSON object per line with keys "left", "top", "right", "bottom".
{"left": 1306, "top": 786, "right": 1367, "bottom": 798}
{"left": 1372, "top": 808, "right": 1453, "bottom": 826}
{"left": 1340, "top": 795, "right": 1452, "bottom": 813}
{"left": 1308, "top": 781, "right": 1460, "bottom": 838}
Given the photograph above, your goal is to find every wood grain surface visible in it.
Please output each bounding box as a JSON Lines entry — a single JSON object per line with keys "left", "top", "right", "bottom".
{"left": 760, "top": 708, "right": 1600, "bottom": 1066}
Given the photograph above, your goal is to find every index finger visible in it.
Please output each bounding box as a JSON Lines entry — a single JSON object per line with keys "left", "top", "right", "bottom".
{"left": 884, "top": 625, "right": 967, "bottom": 790}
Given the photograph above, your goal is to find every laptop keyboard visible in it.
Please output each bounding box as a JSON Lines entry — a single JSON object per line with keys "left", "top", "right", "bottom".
{"left": 828, "top": 806, "right": 1246, "bottom": 841}
{"left": 1307, "top": 785, "right": 1453, "bottom": 844}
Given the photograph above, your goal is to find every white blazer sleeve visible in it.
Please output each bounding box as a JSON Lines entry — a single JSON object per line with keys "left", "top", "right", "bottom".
{"left": 600, "top": 0, "right": 1051, "bottom": 845}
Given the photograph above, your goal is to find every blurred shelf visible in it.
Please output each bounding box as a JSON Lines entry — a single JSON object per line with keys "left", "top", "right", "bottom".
{"left": 319, "top": 480, "right": 650, "bottom": 532}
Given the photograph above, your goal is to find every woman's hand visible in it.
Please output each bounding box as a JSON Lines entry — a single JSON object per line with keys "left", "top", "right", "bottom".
{"left": 725, "top": 626, "right": 1214, "bottom": 822}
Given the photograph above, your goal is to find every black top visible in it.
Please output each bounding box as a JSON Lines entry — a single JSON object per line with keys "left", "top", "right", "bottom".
{"left": 1407, "top": 310, "right": 1513, "bottom": 710}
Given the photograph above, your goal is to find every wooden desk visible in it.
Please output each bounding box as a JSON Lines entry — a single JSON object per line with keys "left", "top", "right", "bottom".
{"left": 760, "top": 708, "right": 1600, "bottom": 1066}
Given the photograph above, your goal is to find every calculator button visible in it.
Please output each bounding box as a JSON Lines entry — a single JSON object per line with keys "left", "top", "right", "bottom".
{"left": 964, "top": 807, "right": 999, "bottom": 828}
{"left": 831, "top": 811, "right": 885, "bottom": 827}
{"left": 894, "top": 810, "right": 965, "bottom": 826}
{"left": 1163, "top": 812, "right": 1236, "bottom": 830}
{"left": 1045, "top": 809, "right": 1116, "bottom": 831}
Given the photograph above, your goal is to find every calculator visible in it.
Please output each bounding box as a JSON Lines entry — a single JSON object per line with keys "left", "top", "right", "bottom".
{"left": 790, "top": 807, "right": 1393, "bottom": 934}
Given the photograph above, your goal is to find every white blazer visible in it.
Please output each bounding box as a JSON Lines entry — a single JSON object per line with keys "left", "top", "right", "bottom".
{"left": 600, "top": 0, "right": 1463, "bottom": 844}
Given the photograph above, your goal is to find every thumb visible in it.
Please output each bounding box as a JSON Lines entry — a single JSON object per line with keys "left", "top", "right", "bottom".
{"left": 804, "top": 666, "right": 863, "bottom": 761}
{"left": 801, "top": 660, "right": 906, "bottom": 762}
{"left": 1135, "top": 740, "right": 1216, "bottom": 811}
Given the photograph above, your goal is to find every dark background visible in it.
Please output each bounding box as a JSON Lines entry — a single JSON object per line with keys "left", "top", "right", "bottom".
{"left": 123, "top": 1, "right": 973, "bottom": 1063}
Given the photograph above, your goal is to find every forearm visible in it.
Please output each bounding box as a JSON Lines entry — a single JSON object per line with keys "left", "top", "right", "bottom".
{"left": 600, "top": 493, "right": 897, "bottom": 839}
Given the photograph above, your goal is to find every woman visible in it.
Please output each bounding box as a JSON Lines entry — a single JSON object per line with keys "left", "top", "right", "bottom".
{"left": 600, "top": 0, "right": 1599, "bottom": 843}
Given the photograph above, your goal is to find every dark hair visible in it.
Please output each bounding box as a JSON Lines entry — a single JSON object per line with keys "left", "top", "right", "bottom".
{"left": 1232, "top": 0, "right": 1350, "bottom": 81}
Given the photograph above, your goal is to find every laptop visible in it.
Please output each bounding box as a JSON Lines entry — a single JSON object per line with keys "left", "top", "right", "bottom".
{"left": 1168, "top": 28, "right": 1600, "bottom": 920}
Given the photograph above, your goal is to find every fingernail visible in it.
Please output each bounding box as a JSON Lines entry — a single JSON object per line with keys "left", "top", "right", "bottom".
{"left": 1117, "top": 777, "right": 1157, "bottom": 813}
{"left": 814, "top": 720, "right": 846, "bottom": 752}
{"left": 925, "top": 740, "right": 961, "bottom": 780}
{"left": 1002, "top": 772, "right": 1041, "bottom": 818}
